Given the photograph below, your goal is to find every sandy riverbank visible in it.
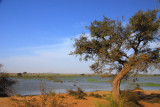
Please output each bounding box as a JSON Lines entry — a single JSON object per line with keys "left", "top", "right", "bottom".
{"left": 0, "top": 90, "right": 160, "bottom": 107}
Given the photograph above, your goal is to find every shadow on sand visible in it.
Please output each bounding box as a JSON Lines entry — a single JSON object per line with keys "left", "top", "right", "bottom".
{"left": 136, "top": 91, "right": 160, "bottom": 104}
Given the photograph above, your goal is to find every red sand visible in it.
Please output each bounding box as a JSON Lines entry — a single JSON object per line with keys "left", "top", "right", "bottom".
{"left": 0, "top": 90, "right": 160, "bottom": 107}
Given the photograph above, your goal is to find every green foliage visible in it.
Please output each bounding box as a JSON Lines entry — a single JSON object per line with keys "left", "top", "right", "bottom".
{"left": 23, "top": 72, "right": 27, "bottom": 74}
{"left": 17, "top": 73, "right": 22, "bottom": 77}
{"left": 81, "top": 73, "right": 85, "bottom": 76}
{"left": 131, "top": 83, "right": 160, "bottom": 87}
{"left": 105, "top": 94, "right": 119, "bottom": 107}
{"left": 139, "top": 83, "right": 160, "bottom": 86}
{"left": 119, "top": 90, "right": 140, "bottom": 107}
{"left": 71, "top": 9, "right": 160, "bottom": 74}
{"left": 0, "top": 73, "right": 16, "bottom": 97}
{"left": 95, "top": 101, "right": 108, "bottom": 107}
{"left": 105, "top": 91, "right": 140, "bottom": 107}
{"left": 0, "top": 65, "right": 16, "bottom": 97}
{"left": 71, "top": 9, "right": 160, "bottom": 101}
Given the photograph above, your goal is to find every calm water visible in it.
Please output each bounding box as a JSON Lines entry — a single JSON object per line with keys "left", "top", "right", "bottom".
{"left": 11, "top": 76, "right": 160, "bottom": 96}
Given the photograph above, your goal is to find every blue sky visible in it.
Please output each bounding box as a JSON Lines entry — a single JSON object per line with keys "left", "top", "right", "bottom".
{"left": 0, "top": 0, "right": 159, "bottom": 73}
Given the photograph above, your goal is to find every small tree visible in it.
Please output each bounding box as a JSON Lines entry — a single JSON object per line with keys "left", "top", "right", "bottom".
{"left": 17, "top": 73, "right": 22, "bottom": 77}
{"left": 23, "top": 72, "right": 27, "bottom": 74}
{"left": 71, "top": 9, "right": 160, "bottom": 102}
{"left": 0, "top": 64, "right": 16, "bottom": 97}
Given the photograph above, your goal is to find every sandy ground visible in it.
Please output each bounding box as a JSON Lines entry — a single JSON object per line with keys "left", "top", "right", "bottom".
{"left": 0, "top": 90, "right": 160, "bottom": 107}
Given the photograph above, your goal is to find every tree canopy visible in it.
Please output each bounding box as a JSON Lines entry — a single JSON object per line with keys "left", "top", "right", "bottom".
{"left": 71, "top": 9, "right": 160, "bottom": 74}
{"left": 71, "top": 9, "right": 160, "bottom": 102}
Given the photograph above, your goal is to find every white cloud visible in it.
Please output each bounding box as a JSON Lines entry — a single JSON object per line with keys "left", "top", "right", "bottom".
{"left": 1, "top": 37, "right": 93, "bottom": 74}
{"left": 2, "top": 32, "right": 159, "bottom": 74}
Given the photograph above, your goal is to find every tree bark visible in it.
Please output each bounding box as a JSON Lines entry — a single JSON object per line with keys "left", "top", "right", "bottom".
{"left": 112, "top": 63, "right": 131, "bottom": 103}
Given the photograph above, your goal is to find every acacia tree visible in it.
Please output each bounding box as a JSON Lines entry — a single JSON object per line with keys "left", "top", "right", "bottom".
{"left": 71, "top": 9, "right": 160, "bottom": 102}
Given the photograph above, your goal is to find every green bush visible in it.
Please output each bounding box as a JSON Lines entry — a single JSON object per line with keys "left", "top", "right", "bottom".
{"left": 17, "top": 73, "right": 22, "bottom": 77}
{"left": 105, "top": 90, "right": 141, "bottom": 107}
{"left": 120, "top": 90, "right": 140, "bottom": 107}
{"left": 67, "top": 87, "right": 86, "bottom": 99}
{"left": 0, "top": 72, "right": 16, "bottom": 97}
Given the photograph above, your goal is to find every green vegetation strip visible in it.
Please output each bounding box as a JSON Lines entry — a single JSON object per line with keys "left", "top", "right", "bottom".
{"left": 139, "top": 83, "right": 160, "bottom": 87}
{"left": 8, "top": 73, "right": 100, "bottom": 78}
{"left": 62, "top": 77, "right": 76, "bottom": 79}
{"left": 7, "top": 73, "right": 101, "bottom": 82}
{"left": 87, "top": 79, "right": 110, "bottom": 83}
{"left": 131, "top": 83, "right": 160, "bottom": 87}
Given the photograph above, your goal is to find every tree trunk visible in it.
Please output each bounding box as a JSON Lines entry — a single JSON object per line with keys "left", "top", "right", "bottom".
{"left": 112, "top": 63, "right": 131, "bottom": 103}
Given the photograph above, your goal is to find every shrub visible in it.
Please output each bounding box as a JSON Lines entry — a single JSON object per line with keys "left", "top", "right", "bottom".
{"left": 133, "top": 84, "right": 143, "bottom": 90}
{"left": 67, "top": 87, "right": 86, "bottom": 99}
{"left": 0, "top": 73, "right": 16, "bottom": 97}
{"left": 23, "top": 72, "right": 27, "bottom": 74}
{"left": 105, "top": 90, "right": 141, "bottom": 107}
{"left": 106, "top": 94, "right": 119, "bottom": 107}
{"left": 81, "top": 74, "right": 85, "bottom": 76}
{"left": 67, "top": 89, "right": 76, "bottom": 96}
{"left": 17, "top": 73, "right": 22, "bottom": 77}
{"left": 89, "top": 93, "right": 102, "bottom": 98}
{"left": 120, "top": 90, "right": 140, "bottom": 107}
{"left": 95, "top": 101, "right": 108, "bottom": 107}
{"left": 0, "top": 66, "right": 16, "bottom": 97}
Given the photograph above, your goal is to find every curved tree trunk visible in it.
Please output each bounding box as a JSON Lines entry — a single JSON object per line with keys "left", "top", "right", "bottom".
{"left": 112, "top": 63, "right": 131, "bottom": 103}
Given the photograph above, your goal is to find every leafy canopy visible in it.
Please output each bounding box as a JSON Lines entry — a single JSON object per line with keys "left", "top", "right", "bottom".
{"left": 71, "top": 9, "right": 160, "bottom": 74}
